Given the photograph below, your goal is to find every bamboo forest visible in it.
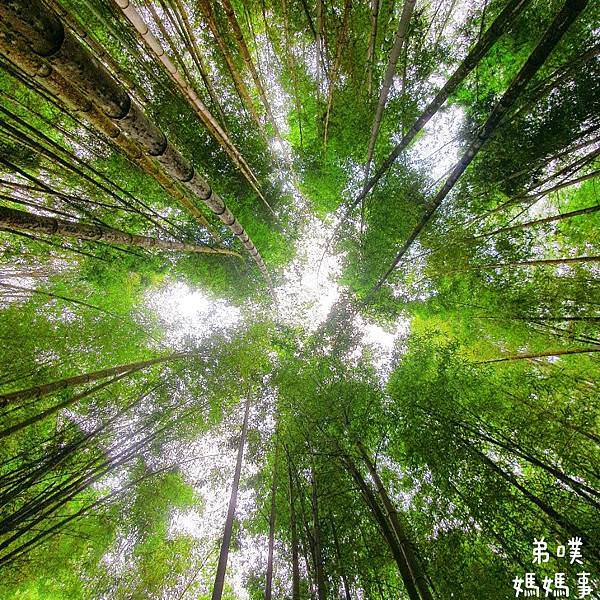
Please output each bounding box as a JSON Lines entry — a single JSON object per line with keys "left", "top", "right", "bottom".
{"left": 0, "top": 0, "right": 599, "bottom": 597}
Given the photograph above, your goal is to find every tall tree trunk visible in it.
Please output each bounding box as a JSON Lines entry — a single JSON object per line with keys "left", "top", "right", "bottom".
{"left": 286, "top": 449, "right": 301, "bottom": 600}
{"left": 220, "top": 0, "right": 280, "bottom": 137}
{"left": 323, "top": 0, "right": 352, "bottom": 149}
{"left": 197, "top": 0, "right": 263, "bottom": 131}
{"left": 480, "top": 346, "right": 600, "bottom": 363}
{"left": 367, "top": 0, "right": 379, "bottom": 95}
{"left": 0, "top": 205, "right": 240, "bottom": 257}
{"left": 349, "top": 0, "right": 530, "bottom": 213}
{"left": 310, "top": 467, "right": 327, "bottom": 600}
{"left": 281, "top": 0, "right": 303, "bottom": 147}
{"left": 0, "top": 369, "right": 139, "bottom": 441}
{"left": 330, "top": 514, "right": 352, "bottom": 600}
{"left": 0, "top": 10, "right": 219, "bottom": 238}
{"left": 363, "top": 0, "right": 416, "bottom": 187}
{"left": 0, "top": 0, "right": 272, "bottom": 282}
{"left": 0, "top": 352, "right": 196, "bottom": 406}
{"left": 357, "top": 441, "right": 434, "bottom": 600}
{"left": 168, "top": 0, "right": 230, "bottom": 129}
{"left": 212, "top": 396, "right": 251, "bottom": 600}
{"left": 115, "top": 0, "right": 271, "bottom": 212}
{"left": 316, "top": 0, "right": 323, "bottom": 103}
{"left": 341, "top": 454, "right": 421, "bottom": 600}
{"left": 368, "top": 0, "right": 589, "bottom": 296}
{"left": 265, "top": 441, "right": 279, "bottom": 600}
{"left": 474, "top": 204, "right": 600, "bottom": 239}
{"left": 470, "top": 446, "right": 588, "bottom": 540}
{"left": 0, "top": 282, "right": 112, "bottom": 315}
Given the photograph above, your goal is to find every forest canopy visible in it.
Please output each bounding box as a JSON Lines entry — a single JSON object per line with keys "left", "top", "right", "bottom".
{"left": 0, "top": 0, "right": 598, "bottom": 598}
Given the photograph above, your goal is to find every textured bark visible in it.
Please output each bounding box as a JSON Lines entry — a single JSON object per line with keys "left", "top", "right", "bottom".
{"left": 0, "top": 14, "right": 217, "bottom": 237}
{"left": 0, "top": 352, "right": 196, "bottom": 406}
{"left": 0, "top": 205, "right": 240, "bottom": 256}
{"left": 480, "top": 346, "right": 600, "bottom": 363}
{"left": 115, "top": 0, "right": 271, "bottom": 212}
{"left": 352, "top": 0, "right": 531, "bottom": 211}
{"left": 264, "top": 442, "right": 279, "bottom": 600}
{"left": 0, "top": 0, "right": 271, "bottom": 282}
{"left": 363, "top": 0, "right": 416, "bottom": 187}
{"left": 367, "top": 0, "right": 379, "bottom": 95}
{"left": 212, "top": 396, "right": 251, "bottom": 600}
{"left": 368, "top": 0, "right": 589, "bottom": 296}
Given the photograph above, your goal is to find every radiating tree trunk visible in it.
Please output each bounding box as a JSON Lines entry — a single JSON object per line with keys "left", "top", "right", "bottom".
{"left": 286, "top": 449, "right": 301, "bottom": 600}
{"left": 351, "top": 0, "right": 531, "bottom": 211}
{"left": 0, "top": 351, "right": 196, "bottom": 406}
{"left": 362, "top": 0, "right": 416, "bottom": 187}
{"left": 165, "top": 0, "right": 229, "bottom": 128}
{"left": 470, "top": 446, "right": 587, "bottom": 540}
{"left": 480, "top": 346, "right": 600, "bottom": 363}
{"left": 212, "top": 396, "right": 251, "bottom": 600}
{"left": 475, "top": 168, "right": 599, "bottom": 223}
{"left": 265, "top": 441, "right": 279, "bottom": 600}
{"left": 0, "top": 205, "right": 240, "bottom": 257}
{"left": 115, "top": 0, "right": 271, "bottom": 212}
{"left": 357, "top": 441, "right": 434, "bottom": 600}
{"left": 0, "top": 0, "right": 272, "bottom": 282}
{"left": 341, "top": 454, "right": 421, "bottom": 600}
{"left": 220, "top": 0, "right": 280, "bottom": 137}
{"left": 1, "top": 16, "right": 209, "bottom": 235}
{"left": 330, "top": 513, "right": 352, "bottom": 600}
{"left": 0, "top": 281, "right": 111, "bottom": 315}
{"left": 475, "top": 204, "right": 600, "bottom": 239}
{"left": 367, "top": 0, "right": 379, "bottom": 95}
{"left": 323, "top": 0, "right": 352, "bottom": 149}
{"left": 197, "top": 0, "right": 263, "bottom": 131}
{"left": 316, "top": 0, "right": 324, "bottom": 103}
{"left": 281, "top": 0, "right": 304, "bottom": 147}
{"left": 368, "top": 0, "right": 589, "bottom": 296}
{"left": 0, "top": 369, "right": 138, "bottom": 441}
{"left": 310, "top": 467, "right": 327, "bottom": 600}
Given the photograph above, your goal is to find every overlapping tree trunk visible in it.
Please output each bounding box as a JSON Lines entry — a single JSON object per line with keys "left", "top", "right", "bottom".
{"left": 220, "top": 0, "right": 280, "bottom": 137}
{"left": 351, "top": 0, "right": 531, "bottom": 212}
{"left": 368, "top": 0, "right": 589, "bottom": 297}
{"left": 366, "top": 0, "right": 379, "bottom": 95}
{"left": 357, "top": 441, "right": 435, "bottom": 600}
{"left": 363, "top": 0, "right": 416, "bottom": 188}
{"left": 114, "top": 0, "right": 271, "bottom": 210}
{"left": 264, "top": 441, "right": 278, "bottom": 600}
{"left": 286, "top": 448, "right": 302, "bottom": 600}
{"left": 197, "top": 0, "right": 263, "bottom": 131}
{"left": 212, "top": 396, "right": 251, "bottom": 600}
{"left": 323, "top": 0, "right": 352, "bottom": 149}
{"left": 0, "top": 0, "right": 271, "bottom": 283}
{"left": 0, "top": 205, "right": 241, "bottom": 256}
{"left": 0, "top": 351, "right": 198, "bottom": 406}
